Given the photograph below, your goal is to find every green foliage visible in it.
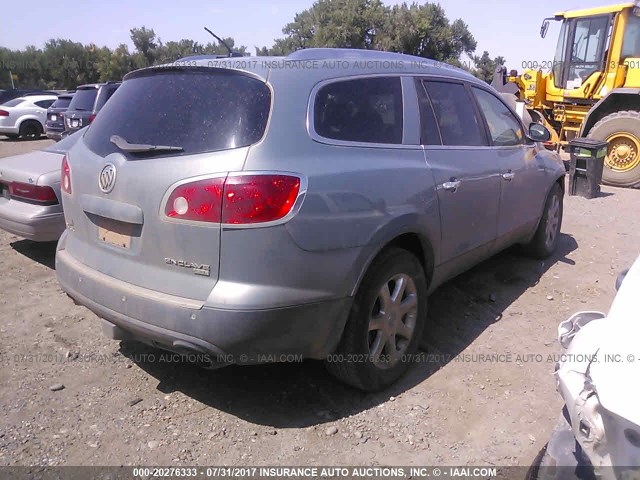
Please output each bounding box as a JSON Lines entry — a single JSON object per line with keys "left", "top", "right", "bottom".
{"left": 0, "top": 3, "right": 503, "bottom": 89}
{"left": 472, "top": 50, "right": 506, "bottom": 84}
{"left": 0, "top": 28, "right": 248, "bottom": 89}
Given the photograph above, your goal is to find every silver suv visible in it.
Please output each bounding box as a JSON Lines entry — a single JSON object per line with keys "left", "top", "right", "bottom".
{"left": 55, "top": 49, "right": 565, "bottom": 391}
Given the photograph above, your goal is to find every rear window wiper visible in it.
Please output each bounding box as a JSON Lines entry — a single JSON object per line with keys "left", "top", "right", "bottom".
{"left": 110, "top": 135, "right": 184, "bottom": 153}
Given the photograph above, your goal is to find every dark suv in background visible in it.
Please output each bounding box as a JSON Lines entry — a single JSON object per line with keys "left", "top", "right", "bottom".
{"left": 45, "top": 92, "right": 75, "bottom": 141}
{"left": 64, "top": 82, "right": 120, "bottom": 136}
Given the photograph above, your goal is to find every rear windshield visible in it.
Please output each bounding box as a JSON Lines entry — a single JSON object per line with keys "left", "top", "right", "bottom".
{"left": 2, "top": 98, "right": 25, "bottom": 107}
{"left": 84, "top": 68, "right": 271, "bottom": 158}
{"left": 68, "top": 88, "right": 97, "bottom": 111}
{"left": 51, "top": 97, "right": 72, "bottom": 109}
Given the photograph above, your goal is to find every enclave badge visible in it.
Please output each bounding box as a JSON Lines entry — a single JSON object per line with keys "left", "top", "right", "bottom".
{"left": 164, "top": 258, "right": 211, "bottom": 277}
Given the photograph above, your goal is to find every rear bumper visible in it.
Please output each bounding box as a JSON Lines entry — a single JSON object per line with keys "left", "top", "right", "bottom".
{"left": 55, "top": 244, "right": 351, "bottom": 363}
{"left": 0, "top": 126, "right": 19, "bottom": 135}
{"left": 0, "top": 198, "right": 64, "bottom": 241}
{"left": 45, "top": 126, "right": 65, "bottom": 141}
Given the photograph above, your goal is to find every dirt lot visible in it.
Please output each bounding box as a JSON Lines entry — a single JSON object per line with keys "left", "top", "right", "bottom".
{"left": 0, "top": 136, "right": 638, "bottom": 469}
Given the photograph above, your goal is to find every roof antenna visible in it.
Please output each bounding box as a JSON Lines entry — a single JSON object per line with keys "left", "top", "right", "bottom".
{"left": 204, "top": 27, "right": 235, "bottom": 57}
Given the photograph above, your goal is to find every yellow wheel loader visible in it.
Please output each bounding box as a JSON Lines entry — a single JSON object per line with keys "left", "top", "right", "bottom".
{"left": 493, "top": 2, "right": 640, "bottom": 187}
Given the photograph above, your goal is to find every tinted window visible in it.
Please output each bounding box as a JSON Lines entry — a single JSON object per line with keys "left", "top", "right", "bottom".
{"left": 2, "top": 98, "right": 25, "bottom": 107}
{"left": 472, "top": 88, "right": 524, "bottom": 146}
{"left": 68, "top": 88, "right": 98, "bottom": 111}
{"left": 51, "top": 97, "right": 72, "bottom": 109}
{"left": 414, "top": 78, "right": 442, "bottom": 145}
{"left": 35, "top": 100, "right": 55, "bottom": 109}
{"left": 422, "top": 81, "right": 486, "bottom": 146}
{"left": 95, "top": 85, "right": 119, "bottom": 111}
{"left": 314, "top": 77, "right": 403, "bottom": 144}
{"left": 84, "top": 69, "right": 271, "bottom": 158}
{"left": 622, "top": 15, "right": 640, "bottom": 58}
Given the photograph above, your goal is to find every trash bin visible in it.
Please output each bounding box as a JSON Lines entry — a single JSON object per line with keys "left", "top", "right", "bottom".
{"left": 568, "top": 138, "right": 608, "bottom": 199}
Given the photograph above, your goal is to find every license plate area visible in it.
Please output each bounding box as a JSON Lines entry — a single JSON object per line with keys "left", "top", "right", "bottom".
{"left": 97, "top": 218, "right": 133, "bottom": 249}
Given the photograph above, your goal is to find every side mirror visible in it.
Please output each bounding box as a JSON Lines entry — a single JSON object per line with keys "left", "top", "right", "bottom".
{"left": 528, "top": 123, "right": 551, "bottom": 142}
{"left": 540, "top": 20, "right": 550, "bottom": 39}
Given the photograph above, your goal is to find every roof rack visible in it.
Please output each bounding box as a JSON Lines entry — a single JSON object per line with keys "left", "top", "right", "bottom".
{"left": 285, "top": 48, "right": 425, "bottom": 63}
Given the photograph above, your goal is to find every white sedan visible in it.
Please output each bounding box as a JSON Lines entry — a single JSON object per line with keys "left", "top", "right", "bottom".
{"left": 0, "top": 94, "right": 57, "bottom": 139}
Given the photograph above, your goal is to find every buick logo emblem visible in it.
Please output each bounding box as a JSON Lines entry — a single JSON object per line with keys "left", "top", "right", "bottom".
{"left": 99, "top": 164, "right": 117, "bottom": 193}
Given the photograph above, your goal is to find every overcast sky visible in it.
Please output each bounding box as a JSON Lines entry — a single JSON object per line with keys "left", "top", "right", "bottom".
{"left": 0, "top": 0, "right": 615, "bottom": 71}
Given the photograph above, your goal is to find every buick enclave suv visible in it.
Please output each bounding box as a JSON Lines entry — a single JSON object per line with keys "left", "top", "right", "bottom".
{"left": 56, "top": 49, "right": 565, "bottom": 391}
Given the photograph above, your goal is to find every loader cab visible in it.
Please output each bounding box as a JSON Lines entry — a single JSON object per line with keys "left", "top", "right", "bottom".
{"left": 544, "top": 4, "right": 640, "bottom": 95}
{"left": 550, "top": 13, "right": 613, "bottom": 90}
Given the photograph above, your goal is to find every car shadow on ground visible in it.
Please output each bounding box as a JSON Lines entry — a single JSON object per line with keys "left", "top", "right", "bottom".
{"left": 0, "top": 136, "right": 49, "bottom": 142}
{"left": 10, "top": 239, "right": 57, "bottom": 269}
{"left": 119, "top": 233, "right": 578, "bottom": 429}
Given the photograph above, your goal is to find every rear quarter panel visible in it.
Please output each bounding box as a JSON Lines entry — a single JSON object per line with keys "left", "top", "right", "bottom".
{"left": 238, "top": 70, "right": 440, "bottom": 299}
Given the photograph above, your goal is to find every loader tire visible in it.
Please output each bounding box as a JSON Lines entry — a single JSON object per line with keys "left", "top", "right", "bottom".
{"left": 587, "top": 110, "right": 640, "bottom": 188}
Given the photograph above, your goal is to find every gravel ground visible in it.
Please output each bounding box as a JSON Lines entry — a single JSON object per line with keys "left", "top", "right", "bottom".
{"left": 0, "top": 135, "right": 638, "bottom": 468}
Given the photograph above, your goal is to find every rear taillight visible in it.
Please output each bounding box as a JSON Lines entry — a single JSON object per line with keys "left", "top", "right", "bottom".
{"left": 222, "top": 175, "right": 301, "bottom": 224}
{"left": 165, "top": 177, "right": 225, "bottom": 222}
{"left": 164, "top": 174, "right": 302, "bottom": 225}
{"left": 89, "top": 114, "right": 96, "bottom": 123}
{"left": 8, "top": 182, "right": 58, "bottom": 204}
{"left": 61, "top": 155, "right": 72, "bottom": 194}
{"left": 0, "top": 110, "right": 8, "bottom": 117}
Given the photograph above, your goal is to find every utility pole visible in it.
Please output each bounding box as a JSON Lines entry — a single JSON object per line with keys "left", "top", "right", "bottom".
{"left": 9, "top": 70, "right": 15, "bottom": 89}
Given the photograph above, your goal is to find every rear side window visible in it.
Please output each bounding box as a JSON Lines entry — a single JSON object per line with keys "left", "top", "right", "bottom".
{"left": 2, "top": 98, "right": 25, "bottom": 107}
{"left": 51, "top": 97, "right": 72, "bottom": 109}
{"left": 84, "top": 68, "right": 271, "bottom": 158}
{"left": 35, "top": 100, "right": 55, "bottom": 109}
{"left": 421, "top": 81, "right": 486, "bottom": 147}
{"left": 95, "top": 85, "right": 119, "bottom": 111}
{"left": 314, "top": 77, "right": 403, "bottom": 144}
{"left": 68, "top": 88, "right": 98, "bottom": 111}
{"left": 472, "top": 87, "right": 524, "bottom": 146}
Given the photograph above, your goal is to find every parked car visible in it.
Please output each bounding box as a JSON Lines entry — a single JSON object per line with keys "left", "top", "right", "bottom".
{"left": 45, "top": 93, "right": 75, "bottom": 141}
{"left": 0, "top": 94, "right": 58, "bottom": 140}
{"left": 0, "top": 129, "right": 84, "bottom": 241}
{"left": 63, "top": 82, "right": 120, "bottom": 136}
{"left": 55, "top": 49, "right": 565, "bottom": 391}
{"left": 532, "top": 255, "right": 640, "bottom": 480}
{"left": 0, "top": 89, "right": 59, "bottom": 105}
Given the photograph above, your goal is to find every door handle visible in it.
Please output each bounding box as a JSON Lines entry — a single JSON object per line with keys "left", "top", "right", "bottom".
{"left": 502, "top": 171, "right": 515, "bottom": 181}
{"left": 442, "top": 179, "right": 461, "bottom": 192}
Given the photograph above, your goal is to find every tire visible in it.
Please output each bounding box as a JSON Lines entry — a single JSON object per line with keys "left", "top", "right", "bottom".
{"left": 587, "top": 110, "right": 640, "bottom": 187}
{"left": 325, "top": 247, "right": 427, "bottom": 392}
{"left": 19, "top": 120, "right": 42, "bottom": 140}
{"left": 525, "top": 183, "right": 563, "bottom": 259}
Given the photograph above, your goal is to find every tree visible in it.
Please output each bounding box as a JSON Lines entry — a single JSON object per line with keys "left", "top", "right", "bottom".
{"left": 271, "top": 0, "right": 388, "bottom": 54}
{"left": 0, "top": 29, "right": 248, "bottom": 89}
{"left": 381, "top": 3, "right": 476, "bottom": 63}
{"left": 267, "top": 0, "right": 478, "bottom": 64}
{"left": 129, "top": 27, "right": 158, "bottom": 66}
{"left": 472, "top": 50, "right": 505, "bottom": 84}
